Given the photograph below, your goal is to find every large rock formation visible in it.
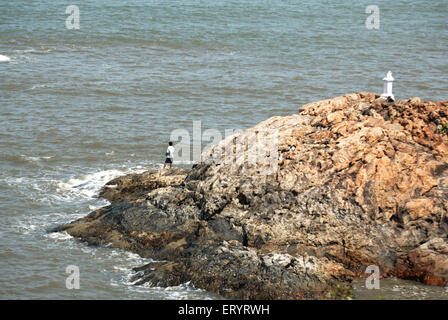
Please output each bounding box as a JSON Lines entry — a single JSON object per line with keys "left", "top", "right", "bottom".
{"left": 53, "top": 93, "right": 448, "bottom": 299}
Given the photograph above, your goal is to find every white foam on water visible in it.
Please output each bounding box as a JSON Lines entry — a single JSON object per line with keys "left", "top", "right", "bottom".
{"left": 20, "top": 155, "right": 40, "bottom": 162}
{"left": 88, "top": 204, "right": 105, "bottom": 211}
{"left": 44, "top": 231, "right": 73, "bottom": 241}
{"left": 57, "top": 166, "right": 148, "bottom": 200}
{"left": 57, "top": 169, "right": 126, "bottom": 199}
{"left": 113, "top": 266, "right": 129, "bottom": 272}
{"left": 135, "top": 281, "right": 214, "bottom": 299}
{"left": 29, "top": 84, "right": 54, "bottom": 90}
{"left": 163, "top": 281, "right": 196, "bottom": 291}
{"left": 17, "top": 154, "right": 54, "bottom": 163}
{"left": 3, "top": 175, "right": 76, "bottom": 204}
{"left": 0, "top": 54, "right": 11, "bottom": 62}
{"left": 14, "top": 48, "right": 53, "bottom": 55}
{"left": 110, "top": 279, "right": 120, "bottom": 287}
{"left": 4, "top": 176, "right": 28, "bottom": 185}
{"left": 16, "top": 222, "right": 38, "bottom": 235}
{"left": 3, "top": 164, "right": 137, "bottom": 207}
{"left": 81, "top": 247, "right": 96, "bottom": 255}
{"left": 124, "top": 252, "right": 144, "bottom": 261}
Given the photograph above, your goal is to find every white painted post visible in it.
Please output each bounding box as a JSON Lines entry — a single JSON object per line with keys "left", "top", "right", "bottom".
{"left": 380, "top": 71, "right": 395, "bottom": 101}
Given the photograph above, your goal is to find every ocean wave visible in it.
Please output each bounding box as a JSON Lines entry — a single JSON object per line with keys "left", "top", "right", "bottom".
{"left": 20, "top": 154, "right": 53, "bottom": 162}
{"left": 1, "top": 154, "right": 54, "bottom": 165}
{"left": 0, "top": 54, "right": 11, "bottom": 62}
{"left": 16, "top": 221, "right": 38, "bottom": 235}
{"left": 14, "top": 47, "right": 53, "bottom": 55}
{"left": 57, "top": 169, "right": 127, "bottom": 199}
{"left": 29, "top": 84, "right": 56, "bottom": 90}
{"left": 56, "top": 166, "right": 147, "bottom": 200}
{"left": 1, "top": 163, "right": 151, "bottom": 207}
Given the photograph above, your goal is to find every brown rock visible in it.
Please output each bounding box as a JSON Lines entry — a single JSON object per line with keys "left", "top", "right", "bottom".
{"left": 53, "top": 93, "right": 448, "bottom": 299}
{"left": 98, "top": 168, "right": 188, "bottom": 203}
{"left": 396, "top": 238, "right": 448, "bottom": 286}
{"left": 405, "top": 198, "right": 434, "bottom": 220}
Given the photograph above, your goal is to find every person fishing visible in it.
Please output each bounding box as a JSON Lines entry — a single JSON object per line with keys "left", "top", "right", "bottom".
{"left": 163, "top": 141, "right": 175, "bottom": 169}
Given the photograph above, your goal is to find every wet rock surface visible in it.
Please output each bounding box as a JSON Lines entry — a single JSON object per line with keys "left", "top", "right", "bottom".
{"left": 54, "top": 93, "right": 448, "bottom": 299}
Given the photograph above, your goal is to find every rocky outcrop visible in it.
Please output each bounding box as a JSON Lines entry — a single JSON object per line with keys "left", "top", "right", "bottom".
{"left": 54, "top": 93, "right": 448, "bottom": 299}
{"left": 98, "top": 168, "right": 188, "bottom": 204}
{"left": 396, "top": 238, "right": 448, "bottom": 286}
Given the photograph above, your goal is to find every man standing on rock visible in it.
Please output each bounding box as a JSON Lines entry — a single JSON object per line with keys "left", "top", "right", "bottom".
{"left": 163, "top": 141, "right": 175, "bottom": 169}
